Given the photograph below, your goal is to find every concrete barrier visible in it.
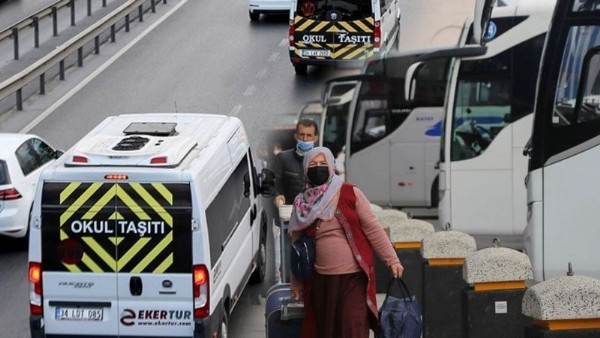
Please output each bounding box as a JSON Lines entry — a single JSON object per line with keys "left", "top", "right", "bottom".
{"left": 462, "top": 247, "right": 534, "bottom": 338}
{"left": 421, "top": 230, "right": 476, "bottom": 338}
{"left": 523, "top": 275, "right": 600, "bottom": 337}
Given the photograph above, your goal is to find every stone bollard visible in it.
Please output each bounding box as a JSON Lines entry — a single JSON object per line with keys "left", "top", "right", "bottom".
{"left": 421, "top": 230, "right": 477, "bottom": 338}
{"left": 386, "top": 219, "right": 435, "bottom": 304}
{"left": 373, "top": 208, "right": 410, "bottom": 292}
{"left": 462, "top": 247, "right": 534, "bottom": 338}
{"left": 523, "top": 275, "right": 600, "bottom": 337}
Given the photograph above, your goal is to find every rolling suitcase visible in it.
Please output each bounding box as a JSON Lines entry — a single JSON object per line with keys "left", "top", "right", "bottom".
{"left": 266, "top": 205, "right": 303, "bottom": 337}
{"left": 265, "top": 283, "right": 303, "bottom": 338}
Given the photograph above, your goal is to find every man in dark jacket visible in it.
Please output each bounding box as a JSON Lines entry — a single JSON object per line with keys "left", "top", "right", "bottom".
{"left": 271, "top": 119, "right": 319, "bottom": 283}
{"left": 272, "top": 119, "right": 320, "bottom": 206}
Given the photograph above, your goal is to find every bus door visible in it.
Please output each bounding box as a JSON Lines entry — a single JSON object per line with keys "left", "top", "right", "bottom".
{"left": 320, "top": 80, "right": 358, "bottom": 160}
{"left": 346, "top": 76, "right": 403, "bottom": 205}
{"left": 529, "top": 11, "right": 600, "bottom": 279}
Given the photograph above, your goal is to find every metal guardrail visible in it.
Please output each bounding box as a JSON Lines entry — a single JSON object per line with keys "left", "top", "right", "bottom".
{"left": 0, "top": 0, "right": 71, "bottom": 43}
{"left": 0, "top": 0, "right": 167, "bottom": 110}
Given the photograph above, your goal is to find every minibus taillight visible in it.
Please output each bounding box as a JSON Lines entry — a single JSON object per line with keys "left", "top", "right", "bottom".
{"left": 0, "top": 187, "right": 22, "bottom": 200}
{"left": 289, "top": 20, "right": 295, "bottom": 48}
{"left": 72, "top": 155, "right": 88, "bottom": 163}
{"left": 374, "top": 21, "right": 381, "bottom": 48}
{"left": 193, "top": 264, "right": 209, "bottom": 318}
{"left": 29, "top": 262, "right": 43, "bottom": 316}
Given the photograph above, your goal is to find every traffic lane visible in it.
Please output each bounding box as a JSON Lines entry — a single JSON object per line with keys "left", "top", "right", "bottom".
{"left": 27, "top": 1, "right": 298, "bottom": 149}
{"left": 0, "top": 238, "right": 30, "bottom": 338}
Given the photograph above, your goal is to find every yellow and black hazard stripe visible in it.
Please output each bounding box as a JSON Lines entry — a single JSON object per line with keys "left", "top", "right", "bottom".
{"left": 41, "top": 182, "right": 192, "bottom": 274}
{"left": 292, "top": 15, "right": 376, "bottom": 61}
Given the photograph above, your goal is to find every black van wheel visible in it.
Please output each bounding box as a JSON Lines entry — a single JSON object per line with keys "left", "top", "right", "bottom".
{"left": 294, "top": 64, "right": 307, "bottom": 75}
{"left": 249, "top": 11, "right": 260, "bottom": 22}
{"left": 218, "top": 310, "right": 228, "bottom": 338}
{"left": 250, "top": 225, "right": 267, "bottom": 284}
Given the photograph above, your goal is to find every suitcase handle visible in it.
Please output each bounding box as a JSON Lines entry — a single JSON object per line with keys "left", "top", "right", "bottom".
{"left": 279, "top": 296, "right": 304, "bottom": 321}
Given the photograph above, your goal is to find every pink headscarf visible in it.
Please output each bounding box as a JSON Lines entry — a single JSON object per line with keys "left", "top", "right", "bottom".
{"left": 289, "top": 147, "right": 343, "bottom": 232}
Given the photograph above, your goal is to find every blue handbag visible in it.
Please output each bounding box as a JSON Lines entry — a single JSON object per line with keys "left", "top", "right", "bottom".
{"left": 378, "top": 278, "right": 422, "bottom": 338}
{"left": 290, "top": 231, "right": 316, "bottom": 281}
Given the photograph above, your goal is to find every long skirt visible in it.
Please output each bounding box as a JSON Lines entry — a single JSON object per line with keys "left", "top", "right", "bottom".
{"left": 310, "top": 271, "right": 370, "bottom": 338}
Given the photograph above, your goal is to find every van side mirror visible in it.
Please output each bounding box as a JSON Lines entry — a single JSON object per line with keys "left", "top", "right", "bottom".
{"left": 259, "top": 168, "right": 276, "bottom": 196}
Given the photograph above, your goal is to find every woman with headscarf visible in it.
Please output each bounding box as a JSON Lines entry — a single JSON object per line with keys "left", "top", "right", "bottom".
{"left": 289, "top": 147, "right": 404, "bottom": 338}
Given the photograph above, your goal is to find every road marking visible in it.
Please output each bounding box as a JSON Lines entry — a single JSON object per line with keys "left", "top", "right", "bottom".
{"left": 243, "top": 85, "right": 256, "bottom": 97}
{"left": 267, "top": 52, "right": 280, "bottom": 62}
{"left": 256, "top": 68, "right": 268, "bottom": 79}
{"left": 230, "top": 104, "right": 242, "bottom": 116}
{"left": 279, "top": 38, "right": 288, "bottom": 47}
{"left": 20, "top": 0, "right": 189, "bottom": 133}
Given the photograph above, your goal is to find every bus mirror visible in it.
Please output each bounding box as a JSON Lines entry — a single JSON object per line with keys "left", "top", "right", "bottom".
{"left": 473, "top": 0, "right": 496, "bottom": 46}
{"left": 404, "top": 62, "right": 423, "bottom": 102}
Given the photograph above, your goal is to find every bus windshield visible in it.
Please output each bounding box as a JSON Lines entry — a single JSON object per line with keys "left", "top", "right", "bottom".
{"left": 553, "top": 25, "right": 600, "bottom": 127}
{"left": 297, "top": 0, "right": 372, "bottom": 20}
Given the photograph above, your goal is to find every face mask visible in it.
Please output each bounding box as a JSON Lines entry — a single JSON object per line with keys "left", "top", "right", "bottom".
{"left": 296, "top": 140, "right": 314, "bottom": 153}
{"left": 307, "top": 166, "right": 330, "bottom": 186}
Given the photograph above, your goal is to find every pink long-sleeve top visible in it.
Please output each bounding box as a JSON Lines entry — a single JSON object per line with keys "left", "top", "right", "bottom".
{"left": 314, "top": 187, "right": 399, "bottom": 275}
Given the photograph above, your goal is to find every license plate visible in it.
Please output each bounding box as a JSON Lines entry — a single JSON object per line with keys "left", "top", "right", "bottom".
{"left": 301, "top": 49, "right": 331, "bottom": 57}
{"left": 55, "top": 307, "right": 103, "bottom": 321}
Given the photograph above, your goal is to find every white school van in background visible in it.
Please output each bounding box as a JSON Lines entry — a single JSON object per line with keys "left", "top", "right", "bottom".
{"left": 28, "top": 113, "right": 274, "bottom": 338}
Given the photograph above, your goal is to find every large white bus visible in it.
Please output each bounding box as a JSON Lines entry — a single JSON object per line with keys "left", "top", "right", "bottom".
{"left": 319, "top": 48, "right": 465, "bottom": 208}
{"left": 436, "top": 0, "right": 555, "bottom": 248}
{"left": 314, "top": 0, "right": 493, "bottom": 209}
{"left": 524, "top": 0, "right": 600, "bottom": 281}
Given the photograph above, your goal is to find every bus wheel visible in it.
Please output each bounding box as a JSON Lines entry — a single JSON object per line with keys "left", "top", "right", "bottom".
{"left": 294, "top": 64, "right": 307, "bottom": 75}
{"left": 249, "top": 11, "right": 260, "bottom": 22}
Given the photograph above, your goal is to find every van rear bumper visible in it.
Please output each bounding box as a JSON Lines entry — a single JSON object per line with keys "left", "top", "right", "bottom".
{"left": 290, "top": 56, "right": 365, "bottom": 69}
{"left": 30, "top": 307, "right": 222, "bottom": 338}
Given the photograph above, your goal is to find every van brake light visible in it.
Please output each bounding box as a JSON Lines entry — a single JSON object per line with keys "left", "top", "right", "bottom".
{"left": 374, "top": 20, "right": 381, "bottom": 48}
{"left": 150, "top": 156, "right": 167, "bottom": 164}
{"left": 193, "top": 264, "right": 209, "bottom": 318}
{"left": 0, "top": 187, "right": 22, "bottom": 200}
{"left": 72, "top": 156, "right": 88, "bottom": 163}
{"left": 289, "top": 20, "right": 295, "bottom": 48}
{"left": 29, "top": 262, "right": 43, "bottom": 316}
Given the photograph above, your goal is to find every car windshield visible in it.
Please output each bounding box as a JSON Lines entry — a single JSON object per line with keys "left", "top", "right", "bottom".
{"left": 297, "top": 0, "right": 372, "bottom": 20}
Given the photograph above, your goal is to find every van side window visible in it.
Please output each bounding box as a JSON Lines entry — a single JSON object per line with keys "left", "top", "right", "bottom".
{"left": 205, "top": 156, "right": 251, "bottom": 266}
{"left": 296, "top": 0, "right": 373, "bottom": 20}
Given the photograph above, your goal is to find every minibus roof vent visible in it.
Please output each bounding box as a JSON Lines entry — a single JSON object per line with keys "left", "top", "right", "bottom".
{"left": 112, "top": 136, "right": 150, "bottom": 151}
{"left": 123, "top": 122, "right": 177, "bottom": 136}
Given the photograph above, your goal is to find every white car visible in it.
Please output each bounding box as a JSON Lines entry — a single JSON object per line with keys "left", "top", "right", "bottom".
{"left": 0, "top": 134, "right": 61, "bottom": 239}
{"left": 248, "top": 0, "right": 291, "bottom": 21}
